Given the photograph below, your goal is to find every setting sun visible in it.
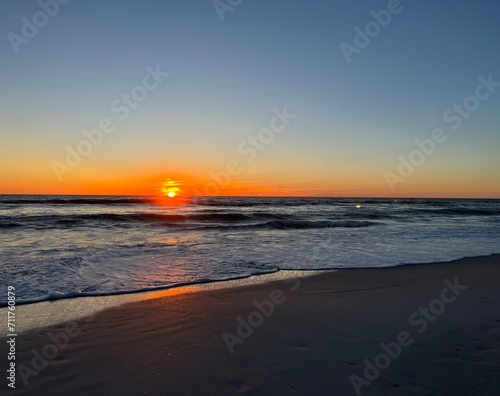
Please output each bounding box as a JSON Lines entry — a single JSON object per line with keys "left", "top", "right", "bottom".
{"left": 160, "top": 179, "right": 181, "bottom": 197}
{"left": 155, "top": 179, "right": 188, "bottom": 205}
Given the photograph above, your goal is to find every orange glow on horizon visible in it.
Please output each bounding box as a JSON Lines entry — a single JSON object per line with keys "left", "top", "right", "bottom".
{"left": 2, "top": 168, "right": 500, "bottom": 199}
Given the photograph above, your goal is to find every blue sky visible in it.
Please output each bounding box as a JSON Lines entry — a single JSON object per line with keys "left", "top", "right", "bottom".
{"left": 1, "top": 0, "right": 499, "bottom": 197}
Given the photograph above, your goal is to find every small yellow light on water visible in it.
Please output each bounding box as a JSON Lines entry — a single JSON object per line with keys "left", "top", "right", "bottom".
{"left": 356, "top": 204, "right": 361, "bottom": 209}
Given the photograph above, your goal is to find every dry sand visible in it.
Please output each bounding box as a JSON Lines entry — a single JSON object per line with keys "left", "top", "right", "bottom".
{"left": 1, "top": 255, "right": 499, "bottom": 395}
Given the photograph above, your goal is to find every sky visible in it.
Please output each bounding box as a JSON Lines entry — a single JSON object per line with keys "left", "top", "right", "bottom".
{"left": 1, "top": 0, "right": 499, "bottom": 198}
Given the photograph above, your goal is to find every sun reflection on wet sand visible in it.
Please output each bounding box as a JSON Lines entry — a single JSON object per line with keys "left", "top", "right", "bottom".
{"left": 139, "top": 284, "right": 208, "bottom": 301}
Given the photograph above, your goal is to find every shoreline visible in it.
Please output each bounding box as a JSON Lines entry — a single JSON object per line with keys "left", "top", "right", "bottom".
{"left": 2, "top": 253, "right": 499, "bottom": 395}
{"left": 0, "top": 269, "right": 323, "bottom": 335}
{"left": 2, "top": 252, "right": 499, "bottom": 335}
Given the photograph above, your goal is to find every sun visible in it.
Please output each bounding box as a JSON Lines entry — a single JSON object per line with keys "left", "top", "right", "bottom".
{"left": 154, "top": 178, "right": 192, "bottom": 206}
{"left": 157, "top": 179, "right": 184, "bottom": 204}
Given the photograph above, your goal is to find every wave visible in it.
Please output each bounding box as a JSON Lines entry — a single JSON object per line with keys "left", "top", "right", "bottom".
{"left": 410, "top": 207, "right": 500, "bottom": 216}
{"left": 2, "top": 206, "right": 498, "bottom": 231}
{"left": 262, "top": 219, "right": 377, "bottom": 230}
{"left": 0, "top": 212, "right": 278, "bottom": 228}
{"left": 25, "top": 212, "right": 291, "bottom": 223}
{"left": 1, "top": 196, "right": 498, "bottom": 231}
{"left": 0, "top": 222, "right": 23, "bottom": 228}
{"left": 194, "top": 220, "right": 379, "bottom": 231}
{"left": 0, "top": 212, "right": 380, "bottom": 230}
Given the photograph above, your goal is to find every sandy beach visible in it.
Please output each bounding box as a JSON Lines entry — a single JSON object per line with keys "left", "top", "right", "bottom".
{"left": 3, "top": 0, "right": 500, "bottom": 394}
{"left": 2, "top": 254, "right": 500, "bottom": 395}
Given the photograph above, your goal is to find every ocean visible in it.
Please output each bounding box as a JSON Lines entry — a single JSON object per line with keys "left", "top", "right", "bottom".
{"left": 1, "top": 195, "right": 499, "bottom": 306}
